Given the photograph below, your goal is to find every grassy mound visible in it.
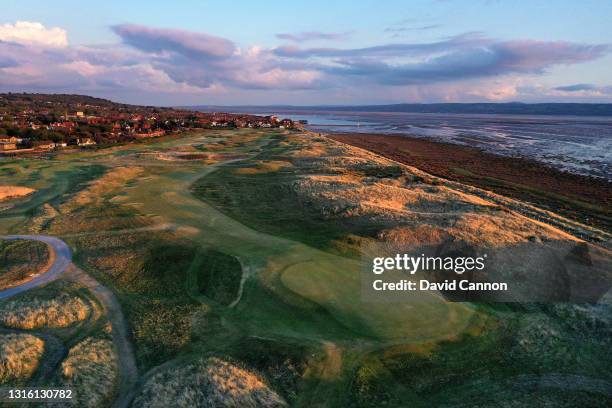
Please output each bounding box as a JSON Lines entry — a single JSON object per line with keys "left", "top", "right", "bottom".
{"left": 0, "top": 239, "right": 49, "bottom": 289}
{"left": 58, "top": 337, "right": 118, "bottom": 407}
{"left": 349, "top": 306, "right": 612, "bottom": 406}
{"left": 129, "top": 298, "right": 201, "bottom": 368}
{"left": 0, "top": 292, "right": 91, "bottom": 329}
{"left": 74, "top": 233, "right": 204, "bottom": 369}
{"left": 228, "top": 337, "right": 308, "bottom": 403}
{"left": 0, "top": 333, "right": 44, "bottom": 384}
{"left": 193, "top": 169, "right": 351, "bottom": 250}
{"left": 193, "top": 250, "right": 242, "bottom": 305}
{"left": 133, "top": 357, "right": 286, "bottom": 408}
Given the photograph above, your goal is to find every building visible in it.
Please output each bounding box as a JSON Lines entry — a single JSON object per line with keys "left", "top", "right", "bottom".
{"left": 0, "top": 136, "right": 22, "bottom": 143}
{"left": 32, "top": 140, "right": 55, "bottom": 150}
{"left": 0, "top": 141, "right": 16, "bottom": 151}
{"left": 77, "top": 137, "right": 96, "bottom": 146}
{"left": 133, "top": 130, "right": 165, "bottom": 138}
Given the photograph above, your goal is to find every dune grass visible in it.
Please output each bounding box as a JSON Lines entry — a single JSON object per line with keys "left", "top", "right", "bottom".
{"left": 0, "top": 333, "right": 45, "bottom": 385}
{"left": 350, "top": 305, "right": 612, "bottom": 406}
{"left": 132, "top": 357, "right": 286, "bottom": 408}
{"left": 0, "top": 293, "right": 91, "bottom": 330}
{"left": 0, "top": 239, "right": 49, "bottom": 289}
{"left": 59, "top": 337, "right": 118, "bottom": 407}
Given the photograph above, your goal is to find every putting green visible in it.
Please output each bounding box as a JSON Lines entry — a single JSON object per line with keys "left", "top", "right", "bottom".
{"left": 280, "top": 258, "right": 476, "bottom": 341}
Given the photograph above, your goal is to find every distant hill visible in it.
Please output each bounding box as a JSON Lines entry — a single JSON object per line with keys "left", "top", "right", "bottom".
{"left": 187, "top": 102, "right": 612, "bottom": 117}
{"left": 0, "top": 93, "right": 124, "bottom": 108}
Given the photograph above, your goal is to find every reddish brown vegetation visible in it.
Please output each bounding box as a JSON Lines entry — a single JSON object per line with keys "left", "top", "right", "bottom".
{"left": 328, "top": 133, "right": 612, "bottom": 231}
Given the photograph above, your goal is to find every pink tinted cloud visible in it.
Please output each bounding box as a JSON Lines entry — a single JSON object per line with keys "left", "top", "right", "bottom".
{"left": 0, "top": 22, "right": 609, "bottom": 103}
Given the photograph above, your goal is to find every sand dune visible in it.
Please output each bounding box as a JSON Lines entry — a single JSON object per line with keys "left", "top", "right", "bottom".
{"left": 0, "top": 185, "right": 35, "bottom": 201}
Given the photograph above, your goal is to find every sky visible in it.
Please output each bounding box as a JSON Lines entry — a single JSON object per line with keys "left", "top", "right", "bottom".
{"left": 0, "top": 0, "right": 611, "bottom": 106}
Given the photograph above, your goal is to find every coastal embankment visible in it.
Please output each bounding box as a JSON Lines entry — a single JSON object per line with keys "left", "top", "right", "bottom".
{"left": 328, "top": 132, "right": 612, "bottom": 234}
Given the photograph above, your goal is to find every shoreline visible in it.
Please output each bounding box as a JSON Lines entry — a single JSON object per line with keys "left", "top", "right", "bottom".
{"left": 326, "top": 132, "right": 611, "bottom": 234}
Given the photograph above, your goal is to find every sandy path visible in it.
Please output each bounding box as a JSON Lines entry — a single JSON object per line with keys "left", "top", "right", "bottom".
{"left": 0, "top": 235, "right": 70, "bottom": 300}
{"left": 0, "top": 235, "right": 138, "bottom": 408}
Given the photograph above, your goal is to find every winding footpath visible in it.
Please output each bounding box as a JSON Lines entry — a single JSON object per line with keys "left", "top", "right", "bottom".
{"left": 0, "top": 235, "right": 138, "bottom": 408}
{"left": 0, "top": 235, "right": 71, "bottom": 300}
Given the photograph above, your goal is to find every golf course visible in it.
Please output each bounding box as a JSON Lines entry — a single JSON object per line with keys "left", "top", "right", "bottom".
{"left": 1, "top": 128, "right": 611, "bottom": 407}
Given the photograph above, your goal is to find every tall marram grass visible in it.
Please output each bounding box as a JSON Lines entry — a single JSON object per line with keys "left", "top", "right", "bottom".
{"left": 0, "top": 333, "right": 44, "bottom": 384}
{"left": 0, "top": 293, "right": 91, "bottom": 329}
{"left": 133, "top": 357, "right": 287, "bottom": 408}
{"left": 59, "top": 337, "right": 118, "bottom": 407}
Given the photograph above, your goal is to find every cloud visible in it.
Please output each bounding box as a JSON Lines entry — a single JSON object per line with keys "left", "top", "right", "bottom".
{"left": 550, "top": 83, "right": 612, "bottom": 97}
{"left": 273, "top": 34, "right": 609, "bottom": 85}
{"left": 0, "top": 21, "right": 67, "bottom": 47}
{"left": 108, "top": 24, "right": 324, "bottom": 91}
{"left": 1, "top": 21, "right": 610, "bottom": 104}
{"left": 0, "top": 56, "right": 17, "bottom": 68}
{"left": 112, "top": 24, "right": 235, "bottom": 59}
{"left": 384, "top": 24, "right": 441, "bottom": 33}
{"left": 275, "top": 31, "right": 350, "bottom": 42}
{"left": 554, "top": 83, "right": 596, "bottom": 92}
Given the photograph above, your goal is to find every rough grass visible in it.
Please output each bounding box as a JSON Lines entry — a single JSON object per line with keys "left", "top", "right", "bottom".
{"left": 132, "top": 357, "right": 286, "bottom": 408}
{"left": 280, "top": 258, "right": 474, "bottom": 341}
{"left": 233, "top": 160, "right": 293, "bottom": 175}
{"left": 58, "top": 337, "right": 118, "bottom": 407}
{"left": 350, "top": 304, "right": 612, "bottom": 407}
{"left": 228, "top": 337, "right": 308, "bottom": 403}
{"left": 0, "top": 333, "right": 44, "bottom": 384}
{"left": 0, "top": 292, "right": 91, "bottom": 329}
{"left": 72, "top": 232, "right": 204, "bottom": 369}
{"left": 195, "top": 133, "right": 577, "bottom": 252}
{"left": 67, "top": 166, "right": 144, "bottom": 208}
{"left": 193, "top": 250, "right": 242, "bottom": 306}
{"left": 128, "top": 298, "right": 202, "bottom": 369}
{"left": 0, "top": 239, "right": 49, "bottom": 289}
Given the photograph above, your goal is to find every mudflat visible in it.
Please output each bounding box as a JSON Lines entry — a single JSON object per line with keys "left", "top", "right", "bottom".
{"left": 328, "top": 132, "right": 612, "bottom": 233}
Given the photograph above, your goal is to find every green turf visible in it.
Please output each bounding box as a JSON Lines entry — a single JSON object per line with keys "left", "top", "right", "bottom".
{"left": 2, "top": 129, "right": 610, "bottom": 406}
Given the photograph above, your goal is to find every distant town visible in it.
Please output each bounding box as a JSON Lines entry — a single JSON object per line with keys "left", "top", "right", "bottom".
{"left": 0, "top": 93, "right": 302, "bottom": 153}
